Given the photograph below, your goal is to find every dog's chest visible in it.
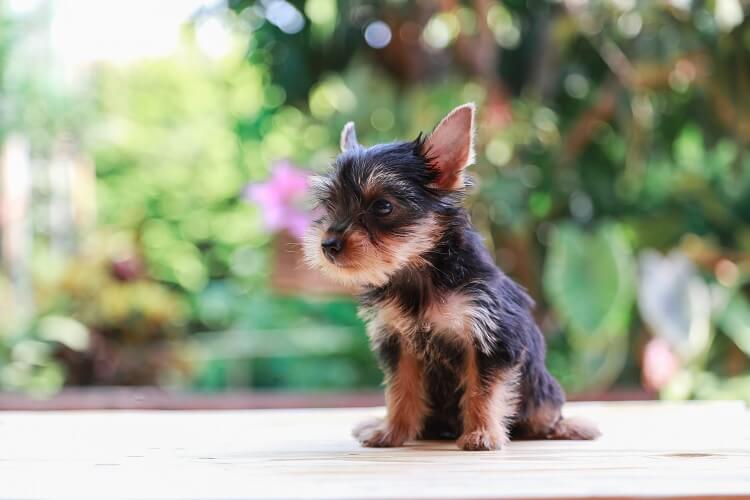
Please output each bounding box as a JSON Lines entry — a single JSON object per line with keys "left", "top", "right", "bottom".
{"left": 370, "top": 291, "right": 476, "bottom": 350}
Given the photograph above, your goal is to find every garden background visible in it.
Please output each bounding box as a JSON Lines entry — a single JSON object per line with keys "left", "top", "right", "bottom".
{"left": 1, "top": 0, "right": 749, "bottom": 403}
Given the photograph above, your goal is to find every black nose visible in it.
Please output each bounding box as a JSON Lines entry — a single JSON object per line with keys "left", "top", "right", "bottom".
{"left": 321, "top": 235, "right": 343, "bottom": 256}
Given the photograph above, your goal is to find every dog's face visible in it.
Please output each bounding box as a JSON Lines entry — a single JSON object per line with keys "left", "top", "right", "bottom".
{"left": 304, "top": 103, "right": 476, "bottom": 287}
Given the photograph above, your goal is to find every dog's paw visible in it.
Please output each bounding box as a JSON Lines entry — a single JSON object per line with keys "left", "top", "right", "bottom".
{"left": 457, "top": 429, "right": 506, "bottom": 451}
{"left": 352, "top": 417, "right": 408, "bottom": 448}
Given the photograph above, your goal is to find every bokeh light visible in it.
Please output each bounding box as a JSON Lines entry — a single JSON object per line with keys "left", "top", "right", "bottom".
{"left": 364, "top": 20, "right": 391, "bottom": 49}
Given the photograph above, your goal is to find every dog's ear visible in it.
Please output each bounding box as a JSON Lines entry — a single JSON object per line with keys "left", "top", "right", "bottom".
{"left": 340, "top": 122, "right": 361, "bottom": 152}
{"left": 422, "top": 103, "right": 476, "bottom": 190}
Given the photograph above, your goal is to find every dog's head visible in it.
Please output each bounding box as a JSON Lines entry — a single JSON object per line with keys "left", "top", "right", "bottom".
{"left": 304, "top": 103, "right": 476, "bottom": 287}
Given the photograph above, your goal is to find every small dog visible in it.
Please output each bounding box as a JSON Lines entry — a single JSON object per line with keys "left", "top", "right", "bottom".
{"left": 304, "top": 103, "right": 599, "bottom": 450}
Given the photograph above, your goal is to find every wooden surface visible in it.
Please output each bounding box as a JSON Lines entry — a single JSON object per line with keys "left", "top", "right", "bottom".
{"left": 0, "top": 401, "right": 748, "bottom": 500}
{"left": 0, "top": 387, "right": 651, "bottom": 411}
{"left": 0, "top": 387, "right": 388, "bottom": 410}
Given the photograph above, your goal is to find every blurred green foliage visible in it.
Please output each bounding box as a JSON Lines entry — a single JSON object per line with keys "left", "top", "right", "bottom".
{"left": 1, "top": 0, "right": 750, "bottom": 400}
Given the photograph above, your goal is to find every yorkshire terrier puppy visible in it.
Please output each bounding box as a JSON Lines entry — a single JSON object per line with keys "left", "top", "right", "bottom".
{"left": 304, "top": 104, "right": 599, "bottom": 450}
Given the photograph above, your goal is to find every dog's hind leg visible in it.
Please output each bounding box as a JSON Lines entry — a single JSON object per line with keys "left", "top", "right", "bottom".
{"left": 513, "top": 403, "right": 600, "bottom": 440}
{"left": 512, "top": 363, "right": 600, "bottom": 441}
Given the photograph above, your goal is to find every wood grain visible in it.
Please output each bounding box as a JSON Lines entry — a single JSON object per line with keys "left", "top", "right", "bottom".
{"left": 0, "top": 401, "right": 748, "bottom": 499}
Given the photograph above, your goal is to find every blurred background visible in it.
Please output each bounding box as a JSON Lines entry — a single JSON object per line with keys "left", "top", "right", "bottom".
{"left": 1, "top": 0, "right": 749, "bottom": 407}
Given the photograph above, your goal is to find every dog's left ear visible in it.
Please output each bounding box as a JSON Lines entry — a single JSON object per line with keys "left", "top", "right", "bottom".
{"left": 340, "top": 122, "right": 361, "bottom": 152}
{"left": 422, "top": 103, "right": 476, "bottom": 190}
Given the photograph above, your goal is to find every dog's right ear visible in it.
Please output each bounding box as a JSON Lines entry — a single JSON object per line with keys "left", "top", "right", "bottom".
{"left": 340, "top": 122, "right": 361, "bottom": 152}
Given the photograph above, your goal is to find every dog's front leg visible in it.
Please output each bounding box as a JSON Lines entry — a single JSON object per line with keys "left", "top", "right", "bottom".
{"left": 458, "top": 348, "right": 520, "bottom": 451}
{"left": 354, "top": 335, "right": 427, "bottom": 447}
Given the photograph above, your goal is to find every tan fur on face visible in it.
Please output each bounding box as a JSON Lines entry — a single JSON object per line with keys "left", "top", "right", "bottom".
{"left": 363, "top": 168, "right": 412, "bottom": 199}
{"left": 353, "top": 346, "right": 427, "bottom": 447}
{"left": 458, "top": 352, "right": 520, "bottom": 451}
{"left": 303, "top": 215, "right": 441, "bottom": 288}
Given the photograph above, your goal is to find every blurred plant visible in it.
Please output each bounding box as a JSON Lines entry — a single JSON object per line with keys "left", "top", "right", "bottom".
{"left": 26, "top": 234, "right": 191, "bottom": 386}
{"left": 85, "top": 28, "right": 375, "bottom": 390}
{"left": 637, "top": 248, "right": 750, "bottom": 400}
{"left": 544, "top": 223, "right": 635, "bottom": 392}
{"left": 3, "top": 0, "right": 750, "bottom": 399}
{"left": 0, "top": 275, "right": 67, "bottom": 395}
{"left": 716, "top": 287, "right": 750, "bottom": 359}
{"left": 0, "top": 230, "right": 192, "bottom": 393}
{"left": 56, "top": 0, "right": 750, "bottom": 396}
{"left": 638, "top": 251, "right": 712, "bottom": 364}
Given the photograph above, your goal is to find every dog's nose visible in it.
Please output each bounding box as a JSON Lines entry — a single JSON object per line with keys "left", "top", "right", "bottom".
{"left": 321, "top": 235, "right": 344, "bottom": 256}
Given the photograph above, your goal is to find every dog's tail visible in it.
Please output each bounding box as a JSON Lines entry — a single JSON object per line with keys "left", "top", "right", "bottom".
{"left": 546, "top": 416, "right": 601, "bottom": 440}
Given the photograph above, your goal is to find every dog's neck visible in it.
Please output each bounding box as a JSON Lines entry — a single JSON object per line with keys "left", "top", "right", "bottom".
{"left": 360, "top": 207, "right": 494, "bottom": 313}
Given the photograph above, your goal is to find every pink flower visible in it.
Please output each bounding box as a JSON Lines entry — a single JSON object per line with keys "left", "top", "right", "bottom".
{"left": 642, "top": 338, "right": 680, "bottom": 391}
{"left": 244, "top": 161, "right": 311, "bottom": 239}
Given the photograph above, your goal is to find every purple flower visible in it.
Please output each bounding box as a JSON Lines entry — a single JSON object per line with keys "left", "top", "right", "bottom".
{"left": 244, "top": 161, "right": 311, "bottom": 239}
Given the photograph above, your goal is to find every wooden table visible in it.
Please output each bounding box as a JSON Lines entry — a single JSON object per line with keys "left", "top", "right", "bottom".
{"left": 0, "top": 401, "right": 748, "bottom": 499}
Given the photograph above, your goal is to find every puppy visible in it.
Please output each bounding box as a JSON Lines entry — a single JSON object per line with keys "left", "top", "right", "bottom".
{"left": 304, "top": 103, "right": 599, "bottom": 450}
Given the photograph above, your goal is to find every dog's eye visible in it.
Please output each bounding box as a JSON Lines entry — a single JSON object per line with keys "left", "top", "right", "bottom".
{"left": 371, "top": 199, "right": 393, "bottom": 216}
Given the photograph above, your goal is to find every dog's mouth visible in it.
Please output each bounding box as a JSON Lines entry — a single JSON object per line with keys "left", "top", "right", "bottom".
{"left": 324, "top": 253, "right": 340, "bottom": 265}
{"left": 322, "top": 250, "right": 348, "bottom": 267}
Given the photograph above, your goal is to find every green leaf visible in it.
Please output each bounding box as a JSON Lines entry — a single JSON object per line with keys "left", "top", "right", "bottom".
{"left": 544, "top": 222, "right": 635, "bottom": 348}
{"left": 673, "top": 124, "right": 704, "bottom": 171}
{"left": 568, "top": 335, "right": 629, "bottom": 393}
{"left": 717, "top": 291, "right": 750, "bottom": 357}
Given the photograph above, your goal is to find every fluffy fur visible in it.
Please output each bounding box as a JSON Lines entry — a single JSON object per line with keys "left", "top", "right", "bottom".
{"left": 304, "top": 103, "right": 600, "bottom": 450}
